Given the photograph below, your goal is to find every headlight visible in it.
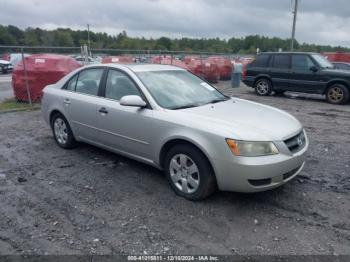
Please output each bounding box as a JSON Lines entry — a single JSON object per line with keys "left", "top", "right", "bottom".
{"left": 226, "top": 139, "right": 279, "bottom": 156}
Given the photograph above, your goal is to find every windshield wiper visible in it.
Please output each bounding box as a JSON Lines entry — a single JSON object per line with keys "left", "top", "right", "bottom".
{"left": 207, "top": 97, "right": 229, "bottom": 104}
{"left": 171, "top": 103, "right": 201, "bottom": 110}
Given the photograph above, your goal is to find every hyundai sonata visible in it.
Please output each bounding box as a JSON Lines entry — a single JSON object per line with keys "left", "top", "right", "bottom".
{"left": 42, "top": 64, "right": 308, "bottom": 200}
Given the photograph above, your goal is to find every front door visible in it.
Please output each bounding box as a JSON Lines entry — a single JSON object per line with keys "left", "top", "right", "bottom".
{"left": 95, "top": 69, "right": 154, "bottom": 160}
{"left": 290, "top": 54, "right": 320, "bottom": 93}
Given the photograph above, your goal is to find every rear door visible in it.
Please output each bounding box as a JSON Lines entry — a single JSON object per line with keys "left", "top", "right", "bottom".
{"left": 63, "top": 67, "right": 105, "bottom": 141}
{"left": 269, "top": 54, "right": 291, "bottom": 90}
{"left": 246, "top": 54, "right": 270, "bottom": 85}
{"left": 95, "top": 68, "right": 154, "bottom": 160}
{"left": 290, "top": 54, "right": 320, "bottom": 93}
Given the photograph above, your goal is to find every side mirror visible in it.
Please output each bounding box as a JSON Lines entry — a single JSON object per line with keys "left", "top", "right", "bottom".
{"left": 120, "top": 95, "right": 147, "bottom": 107}
{"left": 310, "top": 66, "right": 318, "bottom": 72}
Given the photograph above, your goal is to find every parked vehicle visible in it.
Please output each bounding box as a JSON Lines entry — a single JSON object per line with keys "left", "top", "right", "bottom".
{"left": 332, "top": 62, "right": 350, "bottom": 71}
{"left": 0, "top": 59, "right": 14, "bottom": 74}
{"left": 243, "top": 52, "right": 350, "bottom": 104}
{"left": 42, "top": 64, "right": 308, "bottom": 200}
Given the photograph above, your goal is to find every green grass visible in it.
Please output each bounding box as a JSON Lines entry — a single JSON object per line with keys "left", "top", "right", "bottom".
{"left": 0, "top": 99, "right": 40, "bottom": 112}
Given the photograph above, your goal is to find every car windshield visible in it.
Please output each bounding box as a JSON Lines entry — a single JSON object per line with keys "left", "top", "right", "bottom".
{"left": 311, "top": 54, "right": 334, "bottom": 69}
{"left": 136, "top": 70, "right": 229, "bottom": 109}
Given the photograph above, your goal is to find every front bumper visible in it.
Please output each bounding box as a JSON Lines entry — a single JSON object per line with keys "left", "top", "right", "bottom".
{"left": 212, "top": 136, "right": 308, "bottom": 193}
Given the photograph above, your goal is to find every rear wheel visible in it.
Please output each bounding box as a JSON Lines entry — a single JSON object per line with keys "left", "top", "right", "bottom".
{"left": 326, "top": 84, "right": 349, "bottom": 104}
{"left": 51, "top": 113, "right": 77, "bottom": 149}
{"left": 254, "top": 78, "right": 272, "bottom": 96}
{"left": 164, "top": 144, "right": 217, "bottom": 201}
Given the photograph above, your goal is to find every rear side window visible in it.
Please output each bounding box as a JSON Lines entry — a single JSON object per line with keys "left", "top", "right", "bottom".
{"left": 75, "top": 68, "right": 104, "bottom": 96}
{"left": 272, "top": 55, "right": 290, "bottom": 69}
{"left": 66, "top": 75, "right": 78, "bottom": 91}
{"left": 292, "top": 55, "right": 315, "bottom": 70}
{"left": 252, "top": 54, "right": 270, "bottom": 67}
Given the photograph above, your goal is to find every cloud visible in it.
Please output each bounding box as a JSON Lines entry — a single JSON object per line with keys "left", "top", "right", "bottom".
{"left": 0, "top": 0, "right": 349, "bottom": 46}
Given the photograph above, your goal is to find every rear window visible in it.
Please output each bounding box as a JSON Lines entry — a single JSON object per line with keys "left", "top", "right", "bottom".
{"left": 251, "top": 54, "right": 270, "bottom": 67}
{"left": 272, "top": 55, "right": 290, "bottom": 69}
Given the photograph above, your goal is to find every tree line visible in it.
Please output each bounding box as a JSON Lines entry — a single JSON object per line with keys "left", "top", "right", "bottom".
{"left": 0, "top": 24, "right": 349, "bottom": 54}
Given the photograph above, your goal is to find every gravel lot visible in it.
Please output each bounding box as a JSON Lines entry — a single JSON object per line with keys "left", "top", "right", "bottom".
{"left": 0, "top": 81, "right": 350, "bottom": 255}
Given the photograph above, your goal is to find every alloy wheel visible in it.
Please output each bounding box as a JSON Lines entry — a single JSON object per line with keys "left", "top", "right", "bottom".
{"left": 54, "top": 118, "right": 68, "bottom": 145}
{"left": 328, "top": 86, "right": 344, "bottom": 103}
{"left": 256, "top": 80, "right": 269, "bottom": 95}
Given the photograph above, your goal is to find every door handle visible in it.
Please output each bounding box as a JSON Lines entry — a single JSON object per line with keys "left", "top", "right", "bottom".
{"left": 64, "top": 99, "right": 71, "bottom": 105}
{"left": 98, "top": 107, "right": 108, "bottom": 114}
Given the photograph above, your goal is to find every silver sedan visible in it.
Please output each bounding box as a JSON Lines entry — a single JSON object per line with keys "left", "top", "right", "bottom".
{"left": 42, "top": 64, "right": 308, "bottom": 200}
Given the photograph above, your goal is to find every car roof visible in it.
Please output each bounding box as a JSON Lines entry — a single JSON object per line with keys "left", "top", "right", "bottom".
{"left": 92, "top": 63, "right": 186, "bottom": 72}
{"left": 259, "top": 52, "right": 319, "bottom": 55}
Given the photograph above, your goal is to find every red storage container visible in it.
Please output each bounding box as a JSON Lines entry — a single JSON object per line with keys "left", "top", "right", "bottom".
{"left": 159, "top": 58, "right": 189, "bottom": 70}
{"left": 323, "top": 52, "right": 350, "bottom": 63}
{"left": 102, "top": 56, "right": 134, "bottom": 64}
{"left": 183, "top": 55, "right": 200, "bottom": 64}
{"left": 151, "top": 55, "right": 172, "bottom": 64}
{"left": 12, "top": 54, "right": 81, "bottom": 102}
{"left": 187, "top": 59, "right": 220, "bottom": 83}
{"left": 206, "top": 56, "right": 233, "bottom": 80}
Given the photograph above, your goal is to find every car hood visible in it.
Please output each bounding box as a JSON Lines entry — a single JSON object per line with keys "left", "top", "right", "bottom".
{"left": 174, "top": 98, "right": 302, "bottom": 141}
{"left": 321, "top": 68, "right": 350, "bottom": 76}
{"left": 0, "top": 60, "right": 11, "bottom": 65}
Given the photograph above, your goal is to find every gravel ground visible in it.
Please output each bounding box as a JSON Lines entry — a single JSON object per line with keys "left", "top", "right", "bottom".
{"left": 0, "top": 81, "right": 350, "bottom": 255}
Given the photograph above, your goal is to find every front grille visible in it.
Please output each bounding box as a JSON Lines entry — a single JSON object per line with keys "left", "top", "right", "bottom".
{"left": 284, "top": 131, "right": 306, "bottom": 153}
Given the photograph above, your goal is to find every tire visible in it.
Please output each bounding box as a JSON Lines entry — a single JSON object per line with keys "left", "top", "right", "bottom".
{"left": 325, "top": 84, "right": 349, "bottom": 105}
{"left": 164, "top": 144, "right": 217, "bottom": 201}
{"left": 51, "top": 113, "right": 77, "bottom": 149}
{"left": 254, "top": 78, "right": 272, "bottom": 96}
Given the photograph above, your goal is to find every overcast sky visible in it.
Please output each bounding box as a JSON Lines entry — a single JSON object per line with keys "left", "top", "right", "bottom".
{"left": 1, "top": 0, "right": 350, "bottom": 46}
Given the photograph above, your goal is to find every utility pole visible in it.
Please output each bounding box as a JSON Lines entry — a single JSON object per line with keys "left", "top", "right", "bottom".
{"left": 87, "top": 24, "right": 90, "bottom": 52}
{"left": 291, "top": 0, "right": 299, "bottom": 51}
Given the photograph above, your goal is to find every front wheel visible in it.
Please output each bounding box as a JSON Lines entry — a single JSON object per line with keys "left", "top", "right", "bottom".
{"left": 164, "top": 144, "right": 217, "bottom": 201}
{"left": 326, "top": 84, "right": 349, "bottom": 104}
{"left": 254, "top": 78, "right": 272, "bottom": 96}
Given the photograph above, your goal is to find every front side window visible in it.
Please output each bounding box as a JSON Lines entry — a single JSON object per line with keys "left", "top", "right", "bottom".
{"left": 136, "top": 70, "right": 228, "bottom": 109}
{"left": 292, "top": 55, "right": 315, "bottom": 70}
{"left": 272, "top": 55, "right": 290, "bottom": 69}
{"left": 105, "top": 70, "right": 141, "bottom": 101}
{"left": 75, "top": 68, "right": 104, "bottom": 96}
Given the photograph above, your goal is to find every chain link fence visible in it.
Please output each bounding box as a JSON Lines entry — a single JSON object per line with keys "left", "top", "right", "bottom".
{"left": 0, "top": 45, "right": 251, "bottom": 107}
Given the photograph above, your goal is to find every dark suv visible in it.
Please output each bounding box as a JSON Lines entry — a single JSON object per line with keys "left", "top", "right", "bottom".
{"left": 243, "top": 52, "right": 350, "bottom": 104}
